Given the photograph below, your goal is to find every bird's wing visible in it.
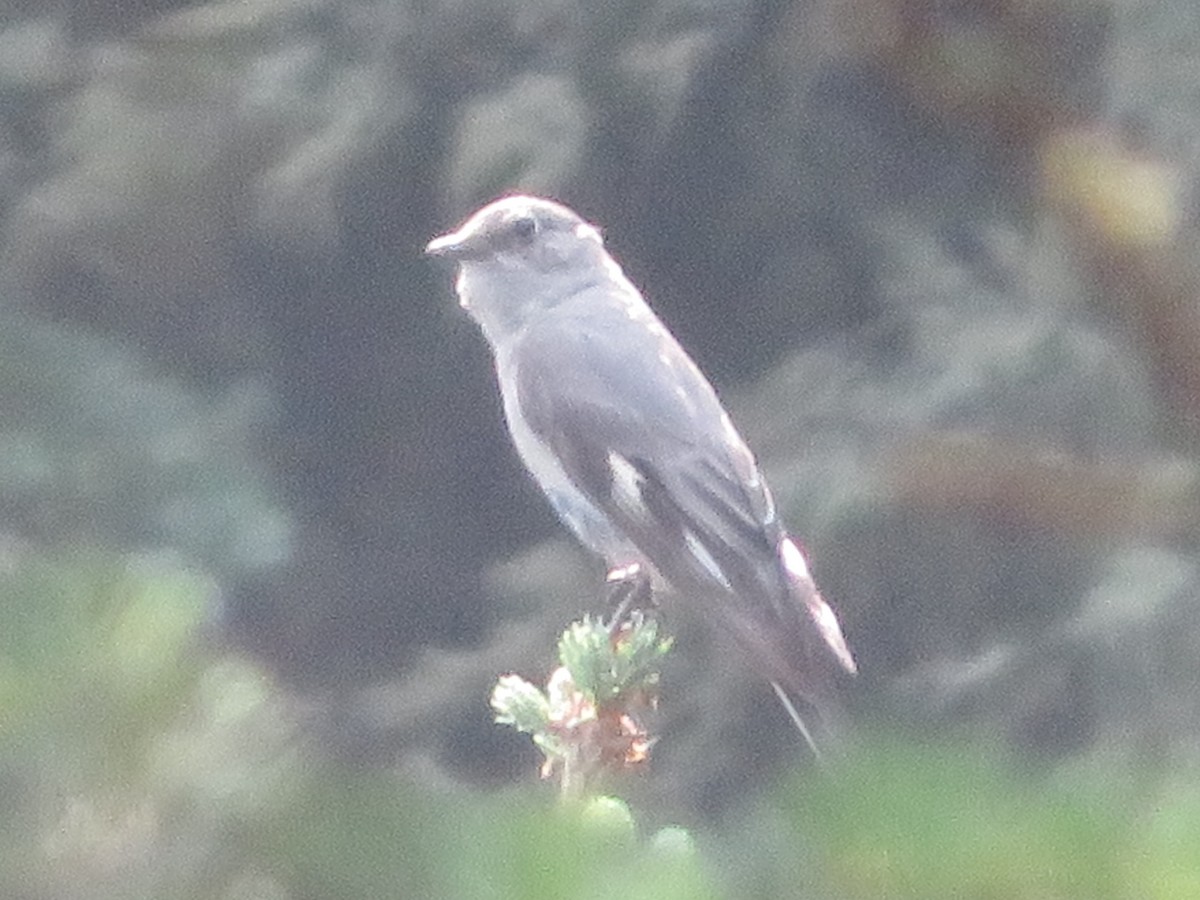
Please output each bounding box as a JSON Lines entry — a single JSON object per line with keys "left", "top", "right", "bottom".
{"left": 513, "top": 299, "right": 857, "bottom": 698}
{"left": 512, "top": 302, "right": 787, "bottom": 610}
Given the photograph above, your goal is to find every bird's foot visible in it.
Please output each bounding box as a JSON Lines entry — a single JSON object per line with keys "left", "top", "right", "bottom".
{"left": 603, "top": 563, "right": 656, "bottom": 638}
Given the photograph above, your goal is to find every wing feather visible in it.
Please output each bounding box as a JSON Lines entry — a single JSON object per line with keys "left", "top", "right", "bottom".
{"left": 512, "top": 305, "right": 785, "bottom": 606}
{"left": 509, "top": 298, "right": 854, "bottom": 698}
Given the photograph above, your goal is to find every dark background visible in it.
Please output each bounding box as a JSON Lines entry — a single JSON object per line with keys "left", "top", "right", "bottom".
{"left": 2, "top": 0, "right": 1200, "bottom": 896}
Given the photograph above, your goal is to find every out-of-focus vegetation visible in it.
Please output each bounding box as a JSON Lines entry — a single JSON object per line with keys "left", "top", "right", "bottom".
{"left": 1, "top": 0, "right": 1200, "bottom": 895}
{"left": 0, "top": 543, "right": 721, "bottom": 899}
{"left": 8, "top": 561, "right": 1200, "bottom": 900}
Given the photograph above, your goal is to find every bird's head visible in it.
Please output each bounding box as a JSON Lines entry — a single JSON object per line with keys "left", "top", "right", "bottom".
{"left": 426, "top": 195, "right": 615, "bottom": 338}
{"left": 426, "top": 195, "right": 607, "bottom": 274}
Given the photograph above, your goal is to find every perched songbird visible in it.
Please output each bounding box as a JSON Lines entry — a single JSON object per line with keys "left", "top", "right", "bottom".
{"left": 426, "top": 195, "right": 856, "bottom": 750}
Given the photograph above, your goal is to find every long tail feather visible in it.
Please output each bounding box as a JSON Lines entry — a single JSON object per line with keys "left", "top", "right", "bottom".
{"left": 771, "top": 680, "right": 825, "bottom": 766}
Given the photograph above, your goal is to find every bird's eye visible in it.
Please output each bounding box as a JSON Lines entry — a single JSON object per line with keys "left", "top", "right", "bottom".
{"left": 511, "top": 215, "right": 538, "bottom": 241}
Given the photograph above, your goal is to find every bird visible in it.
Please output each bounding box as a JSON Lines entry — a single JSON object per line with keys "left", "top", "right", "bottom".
{"left": 426, "top": 195, "right": 856, "bottom": 754}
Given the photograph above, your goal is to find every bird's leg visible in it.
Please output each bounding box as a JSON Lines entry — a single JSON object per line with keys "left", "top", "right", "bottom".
{"left": 603, "top": 563, "right": 655, "bottom": 638}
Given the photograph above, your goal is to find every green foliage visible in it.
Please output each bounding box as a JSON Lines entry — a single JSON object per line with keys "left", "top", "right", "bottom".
{"left": 492, "top": 672, "right": 554, "bottom": 735}
{"left": 0, "top": 310, "right": 289, "bottom": 574}
{"left": 557, "top": 613, "right": 673, "bottom": 704}
{"left": 0, "top": 548, "right": 214, "bottom": 896}
{"left": 254, "top": 774, "right": 719, "bottom": 900}
{"left": 0, "top": 550, "right": 209, "bottom": 762}
{"left": 1130, "top": 780, "right": 1200, "bottom": 900}
{"left": 492, "top": 613, "right": 672, "bottom": 796}
{"left": 1, "top": 552, "right": 1198, "bottom": 900}
{"left": 770, "top": 735, "right": 1200, "bottom": 900}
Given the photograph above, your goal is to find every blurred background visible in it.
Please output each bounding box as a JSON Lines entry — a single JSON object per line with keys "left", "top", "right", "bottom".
{"left": 2, "top": 0, "right": 1200, "bottom": 896}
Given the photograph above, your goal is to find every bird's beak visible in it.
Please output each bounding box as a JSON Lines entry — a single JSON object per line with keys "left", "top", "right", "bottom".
{"left": 426, "top": 223, "right": 492, "bottom": 261}
{"left": 424, "top": 230, "right": 464, "bottom": 258}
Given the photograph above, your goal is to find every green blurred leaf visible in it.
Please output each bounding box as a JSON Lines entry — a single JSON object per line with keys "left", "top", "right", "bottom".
{"left": 781, "top": 736, "right": 1127, "bottom": 899}
{"left": 253, "top": 768, "right": 718, "bottom": 900}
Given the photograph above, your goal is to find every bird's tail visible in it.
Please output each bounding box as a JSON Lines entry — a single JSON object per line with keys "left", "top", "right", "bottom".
{"left": 770, "top": 535, "right": 857, "bottom": 760}
{"left": 778, "top": 535, "right": 857, "bottom": 675}
{"left": 770, "top": 680, "right": 828, "bottom": 763}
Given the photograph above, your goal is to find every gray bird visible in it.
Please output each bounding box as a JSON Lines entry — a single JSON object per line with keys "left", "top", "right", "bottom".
{"left": 426, "top": 195, "right": 856, "bottom": 750}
